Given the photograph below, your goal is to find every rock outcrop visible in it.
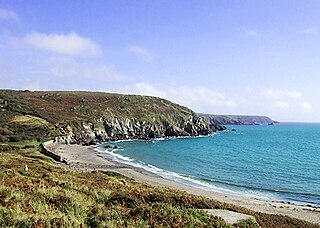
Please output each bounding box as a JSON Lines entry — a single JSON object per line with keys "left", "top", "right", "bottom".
{"left": 0, "top": 90, "right": 225, "bottom": 145}
{"left": 199, "top": 113, "right": 277, "bottom": 126}
{"left": 54, "top": 115, "right": 216, "bottom": 145}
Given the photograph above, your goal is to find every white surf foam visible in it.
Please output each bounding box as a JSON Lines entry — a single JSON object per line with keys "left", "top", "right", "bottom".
{"left": 95, "top": 145, "right": 273, "bottom": 200}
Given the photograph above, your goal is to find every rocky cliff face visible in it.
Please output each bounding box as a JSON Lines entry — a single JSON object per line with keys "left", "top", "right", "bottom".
{"left": 199, "top": 113, "right": 277, "bottom": 125}
{"left": 0, "top": 90, "right": 223, "bottom": 145}
{"left": 55, "top": 115, "right": 214, "bottom": 145}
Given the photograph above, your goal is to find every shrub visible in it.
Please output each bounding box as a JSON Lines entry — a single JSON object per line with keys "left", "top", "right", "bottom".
{"left": 8, "top": 136, "right": 23, "bottom": 143}
{"left": 0, "top": 135, "right": 8, "bottom": 142}
{"left": 108, "top": 192, "right": 140, "bottom": 208}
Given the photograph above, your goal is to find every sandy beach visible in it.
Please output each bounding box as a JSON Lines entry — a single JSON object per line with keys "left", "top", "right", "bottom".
{"left": 43, "top": 141, "right": 320, "bottom": 225}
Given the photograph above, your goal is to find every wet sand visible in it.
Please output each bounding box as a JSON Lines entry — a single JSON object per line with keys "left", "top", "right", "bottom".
{"left": 43, "top": 141, "right": 320, "bottom": 225}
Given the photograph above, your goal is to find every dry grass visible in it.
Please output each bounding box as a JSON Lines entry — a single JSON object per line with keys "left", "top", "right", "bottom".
{"left": 0, "top": 143, "right": 319, "bottom": 227}
{"left": 0, "top": 90, "right": 208, "bottom": 143}
{"left": 0, "top": 144, "right": 233, "bottom": 227}
{"left": 1, "top": 90, "right": 319, "bottom": 227}
{"left": 11, "top": 115, "right": 49, "bottom": 126}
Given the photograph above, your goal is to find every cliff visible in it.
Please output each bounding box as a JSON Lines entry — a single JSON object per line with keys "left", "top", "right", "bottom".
{"left": 199, "top": 113, "right": 277, "bottom": 125}
{"left": 0, "top": 90, "right": 222, "bottom": 145}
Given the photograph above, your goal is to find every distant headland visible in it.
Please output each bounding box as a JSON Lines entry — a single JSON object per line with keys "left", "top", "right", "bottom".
{"left": 199, "top": 113, "right": 278, "bottom": 126}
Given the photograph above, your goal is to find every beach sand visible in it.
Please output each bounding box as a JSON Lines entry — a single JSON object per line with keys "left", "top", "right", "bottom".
{"left": 44, "top": 142, "right": 320, "bottom": 225}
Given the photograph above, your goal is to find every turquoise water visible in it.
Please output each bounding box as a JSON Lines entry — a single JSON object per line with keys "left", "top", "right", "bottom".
{"left": 97, "top": 123, "right": 320, "bottom": 206}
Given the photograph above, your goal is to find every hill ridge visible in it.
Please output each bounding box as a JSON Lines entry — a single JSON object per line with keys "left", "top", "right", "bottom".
{"left": 0, "top": 90, "right": 223, "bottom": 144}
{"left": 199, "top": 113, "right": 277, "bottom": 125}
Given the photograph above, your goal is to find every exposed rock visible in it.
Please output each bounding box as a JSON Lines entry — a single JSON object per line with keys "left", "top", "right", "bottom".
{"left": 199, "top": 113, "right": 277, "bottom": 125}
{"left": 54, "top": 115, "right": 215, "bottom": 145}
{"left": 209, "top": 123, "right": 227, "bottom": 131}
{"left": 200, "top": 209, "right": 257, "bottom": 225}
{"left": 0, "top": 90, "right": 221, "bottom": 144}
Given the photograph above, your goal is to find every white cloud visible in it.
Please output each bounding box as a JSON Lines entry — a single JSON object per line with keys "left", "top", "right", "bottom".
{"left": 127, "top": 45, "right": 154, "bottom": 61}
{"left": 125, "top": 83, "right": 236, "bottom": 112}
{"left": 300, "top": 102, "right": 312, "bottom": 112}
{"left": 260, "top": 88, "right": 313, "bottom": 113}
{"left": 286, "top": 90, "right": 303, "bottom": 100}
{"left": 274, "top": 101, "right": 290, "bottom": 109}
{"left": 41, "top": 57, "right": 123, "bottom": 82}
{"left": 260, "top": 89, "right": 302, "bottom": 100}
{"left": 24, "top": 31, "right": 101, "bottom": 56}
{"left": 238, "top": 28, "right": 259, "bottom": 37}
{"left": 297, "top": 28, "right": 318, "bottom": 34}
{"left": 246, "top": 30, "right": 258, "bottom": 37}
{"left": 0, "top": 54, "right": 125, "bottom": 91}
{"left": 0, "top": 9, "right": 19, "bottom": 22}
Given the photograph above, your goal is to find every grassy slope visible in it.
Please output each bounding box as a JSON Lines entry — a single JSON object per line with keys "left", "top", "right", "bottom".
{"left": 0, "top": 90, "right": 318, "bottom": 227}
{"left": 1, "top": 143, "right": 319, "bottom": 228}
{"left": 0, "top": 90, "right": 207, "bottom": 142}
{"left": 0, "top": 143, "right": 249, "bottom": 228}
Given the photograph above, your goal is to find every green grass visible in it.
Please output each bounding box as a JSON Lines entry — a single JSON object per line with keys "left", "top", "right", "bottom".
{"left": 0, "top": 90, "right": 211, "bottom": 143}
{"left": 0, "top": 90, "right": 319, "bottom": 227}
{"left": 1, "top": 143, "right": 319, "bottom": 227}
{"left": 0, "top": 145, "right": 233, "bottom": 227}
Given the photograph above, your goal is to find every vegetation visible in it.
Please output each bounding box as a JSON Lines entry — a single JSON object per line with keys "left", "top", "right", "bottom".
{"left": 0, "top": 142, "right": 319, "bottom": 227}
{"left": 0, "top": 90, "right": 319, "bottom": 227}
{"left": 0, "top": 90, "right": 211, "bottom": 143}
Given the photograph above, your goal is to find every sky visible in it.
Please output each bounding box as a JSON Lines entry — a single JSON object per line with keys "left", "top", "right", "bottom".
{"left": 0, "top": 1, "right": 320, "bottom": 122}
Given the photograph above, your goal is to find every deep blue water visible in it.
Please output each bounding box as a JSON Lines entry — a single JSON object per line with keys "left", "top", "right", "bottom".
{"left": 97, "top": 123, "right": 320, "bottom": 206}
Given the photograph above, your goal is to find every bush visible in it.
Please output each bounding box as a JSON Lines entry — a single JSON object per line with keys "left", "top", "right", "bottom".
{"left": 8, "top": 136, "right": 23, "bottom": 142}
{"left": 21, "top": 145, "right": 35, "bottom": 149}
{"left": 0, "top": 127, "right": 12, "bottom": 135}
{"left": 0, "top": 135, "right": 8, "bottom": 142}
{"left": 108, "top": 192, "right": 140, "bottom": 208}
{"left": 0, "top": 145, "right": 20, "bottom": 152}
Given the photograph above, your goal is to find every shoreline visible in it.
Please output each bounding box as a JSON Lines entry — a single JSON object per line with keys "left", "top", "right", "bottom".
{"left": 43, "top": 141, "right": 320, "bottom": 225}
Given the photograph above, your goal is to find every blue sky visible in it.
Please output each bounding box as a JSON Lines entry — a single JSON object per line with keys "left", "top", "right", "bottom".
{"left": 1, "top": 1, "right": 320, "bottom": 122}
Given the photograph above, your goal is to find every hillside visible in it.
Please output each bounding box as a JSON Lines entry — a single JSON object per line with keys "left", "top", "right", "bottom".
{"left": 1, "top": 90, "right": 319, "bottom": 227}
{"left": 0, "top": 90, "right": 223, "bottom": 145}
{"left": 199, "top": 114, "right": 277, "bottom": 125}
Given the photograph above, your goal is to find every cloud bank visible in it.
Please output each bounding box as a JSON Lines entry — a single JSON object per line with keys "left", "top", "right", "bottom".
{"left": 296, "top": 28, "right": 318, "bottom": 34}
{"left": 24, "top": 31, "right": 101, "bottom": 56}
{"left": 0, "top": 9, "right": 19, "bottom": 22}
{"left": 124, "top": 82, "right": 236, "bottom": 113}
{"left": 260, "top": 88, "right": 312, "bottom": 112}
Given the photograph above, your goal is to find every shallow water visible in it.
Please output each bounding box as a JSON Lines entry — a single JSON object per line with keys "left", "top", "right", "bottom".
{"left": 97, "top": 123, "right": 320, "bottom": 206}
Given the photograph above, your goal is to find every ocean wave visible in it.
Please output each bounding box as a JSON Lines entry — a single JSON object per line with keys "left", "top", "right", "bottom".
{"left": 95, "top": 146, "right": 273, "bottom": 200}
{"left": 96, "top": 148, "right": 133, "bottom": 162}
{"left": 200, "top": 177, "right": 320, "bottom": 202}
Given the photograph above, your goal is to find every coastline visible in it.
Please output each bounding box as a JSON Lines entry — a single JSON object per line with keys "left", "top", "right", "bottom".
{"left": 43, "top": 141, "right": 320, "bottom": 225}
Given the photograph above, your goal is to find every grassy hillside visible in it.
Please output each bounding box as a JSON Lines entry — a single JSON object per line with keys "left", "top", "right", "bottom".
{"left": 0, "top": 90, "right": 213, "bottom": 144}
{"left": 0, "top": 90, "right": 319, "bottom": 227}
{"left": 1, "top": 142, "right": 319, "bottom": 227}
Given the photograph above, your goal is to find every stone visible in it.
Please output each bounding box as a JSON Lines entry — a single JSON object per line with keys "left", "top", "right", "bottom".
{"left": 201, "top": 209, "right": 256, "bottom": 225}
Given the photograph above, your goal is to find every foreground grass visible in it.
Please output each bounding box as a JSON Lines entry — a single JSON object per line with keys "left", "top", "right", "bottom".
{"left": 0, "top": 143, "right": 318, "bottom": 227}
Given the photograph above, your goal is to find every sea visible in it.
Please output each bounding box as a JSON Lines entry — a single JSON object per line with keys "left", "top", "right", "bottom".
{"left": 96, "top": 123, "right": 320, "bottom": 207}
